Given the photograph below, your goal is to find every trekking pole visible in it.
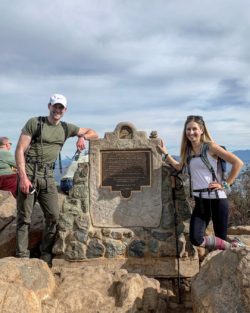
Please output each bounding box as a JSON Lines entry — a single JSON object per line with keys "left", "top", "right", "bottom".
{"left": 171, "top": 174, "right": 182, "bottom": 304}
{"left": 59, "top": 151, "right": 63, "bottom": 174}
{"left": 72, "top": 149, "right": 81, "bottom": 161}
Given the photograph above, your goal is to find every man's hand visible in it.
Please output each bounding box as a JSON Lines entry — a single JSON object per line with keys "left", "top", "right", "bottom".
{"left": 76, "top": 136, "right": 86, "bottom": 151}
{"left": 19, "top": 176, "right": 33, "bottom": 194}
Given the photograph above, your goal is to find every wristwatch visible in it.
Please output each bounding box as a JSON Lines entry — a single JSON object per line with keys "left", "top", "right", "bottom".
{"left": 163, "top": 153, "right": 169, "bottom": 161}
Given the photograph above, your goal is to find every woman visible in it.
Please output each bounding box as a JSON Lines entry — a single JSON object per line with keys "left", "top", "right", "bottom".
{"left": 158, "top": 115, "right": 245, "bottom": 250}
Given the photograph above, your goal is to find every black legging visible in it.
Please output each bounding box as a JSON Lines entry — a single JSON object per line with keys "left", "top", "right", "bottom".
{"left": 189, "top": 196, "right": 229, "bottom": 246}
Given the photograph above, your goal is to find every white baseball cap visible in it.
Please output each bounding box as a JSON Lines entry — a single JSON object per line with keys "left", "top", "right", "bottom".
{"left": 49, "top": 94, "right": 67, "bottom": 107}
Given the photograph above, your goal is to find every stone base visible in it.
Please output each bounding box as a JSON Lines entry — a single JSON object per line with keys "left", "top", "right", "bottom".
{"left": 52, "top": 256, "right": 199, "bottom": 278}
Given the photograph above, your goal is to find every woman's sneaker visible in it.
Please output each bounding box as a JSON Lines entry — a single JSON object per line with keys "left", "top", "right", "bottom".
{"left": 230, "top": 237, "right": 246, "bottom": 249}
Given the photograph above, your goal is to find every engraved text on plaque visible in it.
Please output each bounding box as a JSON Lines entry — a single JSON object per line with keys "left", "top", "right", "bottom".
{"left": 101, "top": 150, "right": 151, "bottom": 198}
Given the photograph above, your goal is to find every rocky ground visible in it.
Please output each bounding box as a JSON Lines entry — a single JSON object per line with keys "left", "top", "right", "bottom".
{"left": 0, "top": 247, "right": 250, "bottom": 313}
{"left": 1, "top": 190, "right": 250, "bottom": 312}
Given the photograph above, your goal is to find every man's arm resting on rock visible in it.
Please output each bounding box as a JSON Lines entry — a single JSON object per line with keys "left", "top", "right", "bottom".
{"left": 77, "top": 128, "right": 98, "bottom": 140}
{"left": 75, "top": 128, "right": 98, "bottom": 152}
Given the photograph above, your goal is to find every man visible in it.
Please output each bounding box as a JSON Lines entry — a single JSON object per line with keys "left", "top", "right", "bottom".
{"left": 15, "top": 94, "right": 98, "bottom": 265}
{"left": 0, "top": 137, "right": 17, "bottom": 197}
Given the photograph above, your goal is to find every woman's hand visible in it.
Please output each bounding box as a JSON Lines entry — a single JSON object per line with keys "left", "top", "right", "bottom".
{"left": 157, "top": 140, "right": 168, "bottom": 155}
{"left": 208, "top": 181, "right": 223, "bottom": 190}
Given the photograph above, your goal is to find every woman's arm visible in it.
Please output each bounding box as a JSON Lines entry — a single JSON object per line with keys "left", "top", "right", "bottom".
{"left": 209, "top": 142, "right": 244, "bottom": 186}
{"left": 158, "top": 141, "right": 182, "bottom": 171}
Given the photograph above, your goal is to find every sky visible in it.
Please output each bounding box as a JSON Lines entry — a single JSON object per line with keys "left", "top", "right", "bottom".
{"left": 1, "top": 0, "right": 250, "bottom": 158}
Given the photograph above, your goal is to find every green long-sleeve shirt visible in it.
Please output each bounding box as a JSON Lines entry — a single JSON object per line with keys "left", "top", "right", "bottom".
{"left": 0, "top": 150, "right": 16, "bottom": 175}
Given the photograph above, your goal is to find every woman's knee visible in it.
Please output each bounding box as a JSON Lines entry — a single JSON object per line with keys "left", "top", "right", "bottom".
{"left": 189, "top": 234, "right": 204, "bottom": 247}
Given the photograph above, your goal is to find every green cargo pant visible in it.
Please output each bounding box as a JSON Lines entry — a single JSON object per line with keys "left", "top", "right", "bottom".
{"left": 16, "top": 176, "right": 59, "bottom": 258}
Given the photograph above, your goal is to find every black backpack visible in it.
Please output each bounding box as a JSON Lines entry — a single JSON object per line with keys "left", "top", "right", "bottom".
{"left": 186, "top": 143, "right": 227, "bottom": 197}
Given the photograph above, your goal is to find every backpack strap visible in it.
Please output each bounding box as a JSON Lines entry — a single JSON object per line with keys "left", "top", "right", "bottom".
{"left": 200, "top": 143, "right": 218, "bottom": 182}
{"left": 218, "top": 145, "right": 227, "bottom": 181}
{"left": 186, "top": 147, "right": 193, "bottom": 198}
{"left": 31, "top": 116, "right": 46, "bottom": 144}
{"left": 60, "top": 121, "right": 69, "bottom": 144}
{"left": 58, "top": 121, "right": 69, "bottom": 174}
{"left": 186, "top": 143, "right": 219, "bottom": 198}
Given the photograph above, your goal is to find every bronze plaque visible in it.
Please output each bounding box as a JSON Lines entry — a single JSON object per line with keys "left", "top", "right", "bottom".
{"left": 101, "top": 150, "right": 151, "bottom": 197}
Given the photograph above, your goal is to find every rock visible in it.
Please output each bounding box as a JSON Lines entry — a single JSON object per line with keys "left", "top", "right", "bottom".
{"left": 42, "top": 265, "right": 161, "bottom": 313}
{"left": 0, "top": 257, "right": 55, "bottom": 313}
{"left": 44, "top": 266, "right": 116, "bottom": 313}
{"left": 199, "top": 249, "right": 221, "bottom": 267}
{"left": 0, "top": 202, "right": 44, "bottom": 258}
{"left": 191, "top": 248, "right": 250, "bottom": 313}
{"left": 116, "top": 273, "right": 144, "bottom": 309}
{"left": 0, "top": 281, "right": 41, "bottom": 313}
{"left": 65, "top": 240, "right": 86, "bottom": 259}
{"left": 86, "top": 239, "right": 105, "bottom": 258}
{"left": 228, "top": 225, "right": 250, "bottom": 235}
{"left": 196, "top": 246, "right": 207, "bottom": 262}
{"left": 141, "top": 275, "right": 161, "bottom": 311}
{"left": 104, "top": 238, "right": 126, "bottom": 258}
{"left": 128, "top": 239, "right": 146, "bottom": 257}
{"left": 0, "top": 190, "right": 16, "bottom": 231}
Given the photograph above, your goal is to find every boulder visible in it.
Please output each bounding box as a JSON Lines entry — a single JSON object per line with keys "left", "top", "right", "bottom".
{"left": 228, "top": 225, "right": 250, "bottom": 235}
{"left": 191, "top": 248, "right": 250, "bottom": 313}
{"left": 0, "top": 257, "right": 55, "bottom": 313}
{"left": 42, "top": 266, "right": 161, "bottom": 313}
{"left": 0, "top": 202, "right": 44, "bottom": 258}
{"left": 0, "top": 190, "right": 16, "bottom": 231}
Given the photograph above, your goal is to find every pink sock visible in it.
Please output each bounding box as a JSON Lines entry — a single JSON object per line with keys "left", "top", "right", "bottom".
{"left": 204, "top": 236, "right": 230, "bottom": 251}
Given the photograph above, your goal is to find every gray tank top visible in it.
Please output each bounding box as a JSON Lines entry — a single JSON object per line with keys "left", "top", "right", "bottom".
{"left": 189, "top": 153, "right": 227, "bottom": 199}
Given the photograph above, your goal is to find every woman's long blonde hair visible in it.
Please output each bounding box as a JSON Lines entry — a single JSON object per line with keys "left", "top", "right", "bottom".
{"left": 180, "top": 116, "right": 213, "bottom": 166}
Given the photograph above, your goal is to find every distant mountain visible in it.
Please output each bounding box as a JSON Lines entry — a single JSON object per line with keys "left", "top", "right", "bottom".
{"left": 233, "top": 150, "right": 250, "bottom": 166}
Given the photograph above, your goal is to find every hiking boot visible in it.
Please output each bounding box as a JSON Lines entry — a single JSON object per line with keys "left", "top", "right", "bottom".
{"left": 230, "top": 237, "right": 246, "bottom": 249}
{"left": 40, "top": 253, "right": 53, "bottom": 267}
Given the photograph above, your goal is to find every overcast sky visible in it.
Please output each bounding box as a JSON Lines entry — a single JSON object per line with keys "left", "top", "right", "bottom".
{"left": 1, "top": 0, "right": 250, "bottom": 157}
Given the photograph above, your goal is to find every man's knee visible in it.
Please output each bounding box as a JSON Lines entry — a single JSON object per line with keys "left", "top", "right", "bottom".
{"left": 44, "top": 213, "right": 59, "bottom": 232}
{"left": 45, "top": 211, "right": 59, "bottom": 224}
{"left": 17, "top": 212, "right": 32, "bottom": 226}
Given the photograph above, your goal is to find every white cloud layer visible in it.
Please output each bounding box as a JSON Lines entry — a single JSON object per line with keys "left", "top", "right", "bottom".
{"left": 0, "top": 0, "right": 250, "bottom": 157}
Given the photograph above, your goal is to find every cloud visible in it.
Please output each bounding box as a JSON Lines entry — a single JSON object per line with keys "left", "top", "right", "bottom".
{"left": 0, "top": 0, "right": 249, "bottom": 158}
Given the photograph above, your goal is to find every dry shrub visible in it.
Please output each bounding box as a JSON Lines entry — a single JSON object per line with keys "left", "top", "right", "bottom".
{"left": 228, "top": 171, "right": 250, "bottom": 226}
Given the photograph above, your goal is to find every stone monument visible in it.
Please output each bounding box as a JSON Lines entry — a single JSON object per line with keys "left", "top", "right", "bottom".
{"left": 89, "top": 122, "right": 162, "bottom": 227}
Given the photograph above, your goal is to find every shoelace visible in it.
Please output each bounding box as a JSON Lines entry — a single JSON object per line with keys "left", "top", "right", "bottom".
{"left": 231, "top": 237, "right": 246, "bottom": 248}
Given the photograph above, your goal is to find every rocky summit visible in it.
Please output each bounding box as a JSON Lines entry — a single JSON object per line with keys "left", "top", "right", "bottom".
{"left": 0, "top": 246, "right": 249, "bottom": 313}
